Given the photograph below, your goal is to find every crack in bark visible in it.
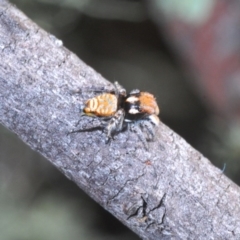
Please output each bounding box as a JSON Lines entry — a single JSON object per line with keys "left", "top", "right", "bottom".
{"left": 107, "top": 172, "right": 145, "bottom": 204}
{"left": 126, "top": 193, "right": 167, "bottom": 231}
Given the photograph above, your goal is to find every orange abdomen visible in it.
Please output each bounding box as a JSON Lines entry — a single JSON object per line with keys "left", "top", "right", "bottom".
{"left": 84, "top": 93, "right": 118, "bottom": 117}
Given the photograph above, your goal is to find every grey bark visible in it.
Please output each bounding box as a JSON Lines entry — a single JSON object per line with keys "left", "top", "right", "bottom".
{"left": 0, "top": 1, "right": 240, "bottom": 239}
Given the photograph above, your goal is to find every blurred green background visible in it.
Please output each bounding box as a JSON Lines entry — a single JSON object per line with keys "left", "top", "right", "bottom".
{"left": 1, "top": 0, "right": 239, "bottom": 239}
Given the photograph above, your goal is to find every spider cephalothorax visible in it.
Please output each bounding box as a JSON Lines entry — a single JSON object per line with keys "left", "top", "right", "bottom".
{"left": 77, "top": 82, "right": 160, "bottom": 149}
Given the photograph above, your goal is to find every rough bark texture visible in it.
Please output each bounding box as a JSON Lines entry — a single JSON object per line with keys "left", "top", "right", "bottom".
{"left": 0, "top": 1, "right": 240, "bottom": 239}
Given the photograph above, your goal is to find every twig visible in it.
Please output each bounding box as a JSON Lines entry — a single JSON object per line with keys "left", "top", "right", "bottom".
{"left": 0, "top": 1, "right": 240, "bottom": 239}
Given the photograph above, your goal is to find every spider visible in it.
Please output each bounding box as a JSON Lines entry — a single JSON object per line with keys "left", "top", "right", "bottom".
{"left": 73, "top": 82, "right": 160, "bottom": 149}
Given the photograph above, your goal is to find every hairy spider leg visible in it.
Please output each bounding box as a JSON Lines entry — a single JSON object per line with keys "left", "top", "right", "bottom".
{"left": 105, "top": 109, "right": 125, "bottom": 143}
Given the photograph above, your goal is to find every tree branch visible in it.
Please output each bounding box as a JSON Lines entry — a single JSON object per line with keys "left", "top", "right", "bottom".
{"left": 0, "top": 1, "right": 240, "bottom": 239}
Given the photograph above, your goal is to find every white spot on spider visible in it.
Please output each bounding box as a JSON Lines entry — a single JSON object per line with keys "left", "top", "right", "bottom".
{"left": 129, "top": 109, "right": 139, "bottom": 114}
{"left": 126, "top": 96, "right": 138, "bottom": 103}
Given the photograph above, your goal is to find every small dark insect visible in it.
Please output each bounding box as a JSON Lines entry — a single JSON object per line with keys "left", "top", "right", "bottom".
{"left": 73, "top": 82, "right": 160, "bottom": 149}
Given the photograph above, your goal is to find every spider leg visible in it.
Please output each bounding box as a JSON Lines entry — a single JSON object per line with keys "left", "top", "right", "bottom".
{"left": 74, "top": 82, "right": 126, "bottom": 96}
{"left": 148, "top": 114, "right": 160, "bottom": 126}
{"left": 105, "top": 109, "right": 125, "bottom": 143}
{"left": 72, "top": 85, "right": 115, "bottom": 95}
{"left": 130, "top": 123, "right": 148, "bottom": 150}
{"left": 80, "top": 112, "right": 112, "bottom": 121}
{"left": 140, "top": 114, "right": 160, "bottom": 141}
{"left": 113, "top": 81, "right": 126, "bottom": 98}
{"left": 140, "top": 120, "right": 155, "bottom": 141}
{"left": 128, "top": 114, "right": 160, "bottom": 149}
{"left": 129, "top": 89, "right": 140, "bottom": 95}
{"left": 69, "top": 125, "right": 103, "bottom": 135}
{"left": 69, "top": 115, "right": 108, "bottom": 135}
